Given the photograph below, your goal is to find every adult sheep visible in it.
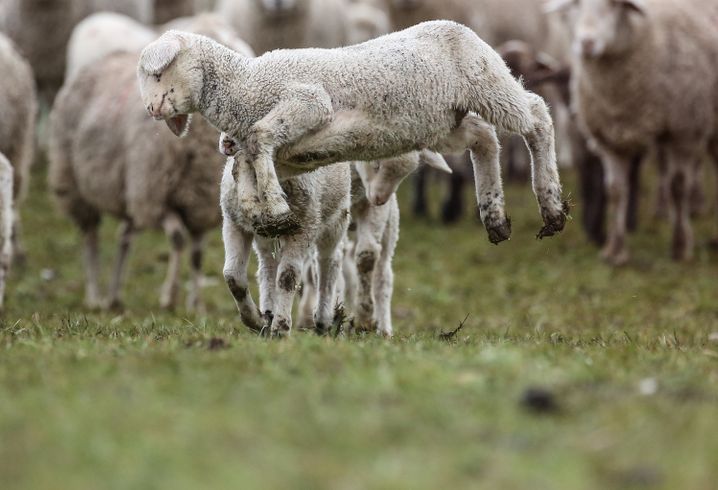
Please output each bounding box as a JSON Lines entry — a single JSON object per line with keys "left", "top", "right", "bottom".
{"left": 137, "top": 21, "right": 569, "bottom": 243}
{"left": 548, "top": 0, "right": 718, "bottom": 264}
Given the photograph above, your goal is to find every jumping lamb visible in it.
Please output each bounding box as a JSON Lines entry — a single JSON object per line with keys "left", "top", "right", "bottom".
{"left": 137, "top": 21, "right": 569, "bottom": 245}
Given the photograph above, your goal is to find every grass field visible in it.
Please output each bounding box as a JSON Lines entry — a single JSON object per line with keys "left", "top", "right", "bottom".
{"left": 1, "top": 163, "right": 717, "bottom": 489}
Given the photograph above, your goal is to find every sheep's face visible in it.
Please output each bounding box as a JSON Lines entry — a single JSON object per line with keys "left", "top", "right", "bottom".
{"left": 138, "top": 32, "right": 199, "bottom": 137}
{"left": 547, "top": 0, "right": 647, "bottom": 59}
{"left": 359, "top": 158, "right": 415, "bottom": 207}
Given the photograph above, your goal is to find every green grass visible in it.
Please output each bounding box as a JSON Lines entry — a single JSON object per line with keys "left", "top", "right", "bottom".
{"left": 1, "top": 163, "right": 717, "bottom": 490}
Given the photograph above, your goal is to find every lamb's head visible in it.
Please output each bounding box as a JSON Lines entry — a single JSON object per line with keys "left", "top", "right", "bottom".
{"left": 359, "top": 151, "right": 451, "bottom": 207}
{"left": 545, "top": 0, "right": 647, "bottom": 59}
{"left": 137, "top": 30, "right": 202, "bottom": 137}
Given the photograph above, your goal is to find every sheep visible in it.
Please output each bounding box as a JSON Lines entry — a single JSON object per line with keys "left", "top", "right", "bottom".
{"left": 0, "top": 0, "right": 153, "bottom": 97}
{"left": 219, "top": 133, "right": 351, "bottom": 337}
{"left": 0, "top": 33, "right": 36, "bottom": 263}
{"left": 138, "top": 21, "right": 568, "bottom": 246}
{"left": 0, "top": 153, "right": 13, "bottom": 312}
{"left": 48, "top": 20, "right": 253, "bottom": 310}
{"left": 548, "top": 0, "right": 718, "bottom": 264}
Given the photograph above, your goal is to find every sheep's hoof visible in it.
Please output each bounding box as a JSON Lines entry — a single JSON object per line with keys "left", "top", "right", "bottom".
{"left": 253, "top": 211, "right": 300, "bottom": 237}
{"left": 537, "top": 201, "right": 570, "bottom": 239}
{"left": 485, "top": 217, "right": 512, "bottom": 244}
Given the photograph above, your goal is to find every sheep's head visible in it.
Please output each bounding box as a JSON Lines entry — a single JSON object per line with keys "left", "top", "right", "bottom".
{"left": 137, "top": 30, "right": 200, "bottom": 137}
{"left": 359, "top": 151, "right": 451, "bottom": 207}
{"left": 545, "top": 0, "right": 647, "bottom": 59}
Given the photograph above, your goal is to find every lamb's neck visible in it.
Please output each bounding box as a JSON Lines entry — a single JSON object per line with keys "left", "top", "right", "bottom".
{"left": 196, "top": 38, "right": 252, "bottom": 134}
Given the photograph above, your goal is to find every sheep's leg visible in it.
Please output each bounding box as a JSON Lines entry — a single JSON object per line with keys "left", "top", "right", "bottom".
{"left": 664, "top": 145, "right": 697, "bottom": 262}
{"left": 315, "top": 243, "right": 343, "bottom": 336}
{"left": 373, "top": 202, "right": 399, "bottom": 337}
{"left": 246, "top": 88, "right": 333, "bottom": 237}
{"left": 270, "top": 236, "right": 307, "bottom": 338}
{"left": 520, "top": 94, "right": 567, "bottom": 238}
{"left": 353, "top": 205, "right": 385, "bottom": 333}
{"left": 341, "top": 239, "right": 358, "bottom": 313}
{"left": 600, "top": 153, "right": 631, "bottom": 266}
{"left": 222, "top": 219, "right": 263, "bottom": 332}
{"left": 253, "top": 237, "right": 279, "bottom": 330}
{"left": 106, "top": 221, "right": 134, "bottom": 310}
{"left": 296, "top": 255, "right": 318, "bottom": 331}
{"left": 158, "top": 213, "right": 187, "bottom": 310}
{"left": 437, "top": 116, "right": 510, "bottom": 243}
{"left": 186, "top": 235, "right": 204, "bottom": 312}
{"left": 82, "top": 225, "right": 102, "bottom": 309}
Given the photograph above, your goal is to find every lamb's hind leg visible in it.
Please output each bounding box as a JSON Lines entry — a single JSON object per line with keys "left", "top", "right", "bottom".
{"left": 222, "top": 219, "right": 263, "bottom": 332}
{"left": 437, "top": 115, "right": 510, "bottom": 243}
{"left": 521, "top": 94, "right": 568, "bottom": 238}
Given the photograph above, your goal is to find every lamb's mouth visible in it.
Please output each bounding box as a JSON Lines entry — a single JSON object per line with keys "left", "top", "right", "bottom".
{"left": 165, "top": 114, "right": 192, "bottom": 137}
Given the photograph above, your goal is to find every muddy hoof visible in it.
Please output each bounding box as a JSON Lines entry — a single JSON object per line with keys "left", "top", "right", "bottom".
{"left": 537, "top": 201, "right": 570, "bottom": 239}
{"left": 253, "top": 211, "right": 300, "bottom": 238}
{"left": 485, "top": 217, "right": 512, "bottom": 244}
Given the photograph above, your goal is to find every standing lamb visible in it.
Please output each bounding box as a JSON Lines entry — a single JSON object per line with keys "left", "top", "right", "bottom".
{"left": 0, "top": 153, "right": 13, "bottom": 312}
{"left": 137, "top": 21, "right": 569, "bottom": 244}
{"left": 219, "top": 134, "right": 351, "bottom": 337}
{"left": 49, "top": 20, "right": 253, "bottom": 310}
{"left": 0, "top": 33, "right": 36, "bottom": 263}
{"left": 549, "top": 0, "right": 718, "bottom": 264}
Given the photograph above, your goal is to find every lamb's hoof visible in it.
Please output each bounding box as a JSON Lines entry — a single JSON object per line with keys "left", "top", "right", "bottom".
{"left": 485, "top": 217, "right": 512, "bottom": 244}
{"left": 537, "top": 201, "right": 570, "bottom": 239}
{"left": 253, "top": 211, "right": 300, "bottom": 238}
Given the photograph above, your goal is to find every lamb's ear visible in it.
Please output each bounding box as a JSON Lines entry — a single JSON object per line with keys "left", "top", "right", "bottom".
{"left": 139, "top": 31, "right": 184, "bottom": 75}
{"left": 613, "top": 0, "right": 646, "bottom": 15}
{"left": 543, "top": 0, "right": 574, "bottom": 14}
{"left": 421, "top": 151, "right": 452, "bottom": 174}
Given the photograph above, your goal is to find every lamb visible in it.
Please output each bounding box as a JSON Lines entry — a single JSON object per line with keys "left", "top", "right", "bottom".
{"left": 0, "top": 153, "right": 13, "bottom": 312}
{"left": 138, "top": 21, "right": 568, "bottom": 246}
{"left": 219, "top": 133, "right": 351, "bottom": 337}
{"left": 0, "top": 33, "right": 36, "bottom": 263}
{"left": 548, "top": 0, "right": 718, "bottom": 264}
{"left": 48, "top": 20, "right": 253, "bottom": 310}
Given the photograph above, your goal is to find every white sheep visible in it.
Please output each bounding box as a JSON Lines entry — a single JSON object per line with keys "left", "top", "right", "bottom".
{"left": 219, "top": 133, "right": 351, "bottom": 337}
{"left": 0, "top": 33, "right": 36, "bottom": 263}
{"left": 138, "top": 21, "right": 568, "bottom": 245}
{"left": 0, "top": 153, "right": 13, "bottom": 312}
{"left": 48, "top": 18, "right": 253, "bottom": 310}
{"left": 548, "top": 0, "right": 718, "bottom": 264}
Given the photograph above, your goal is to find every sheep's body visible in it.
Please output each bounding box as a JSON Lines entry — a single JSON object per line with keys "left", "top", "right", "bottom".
{"left": 139, "top": 21, "right": 568, "bottom": 243}
{"left": 564, "top": 0, "right": 718, "bottom": 263}
{"left": 221, "top": 152, "right": 351, "bottom": 337}
{"left": 0, "top": 33, "right": 36, "bottom": 261}
{"left": 48, "top": 48, "right": 229, "bottom": 309}
{"left": 215, "top": 0, "right": 350, "bottom": 54}
{"left": 0, "top": 0, "right": 152, "bottom": 96}
{"left": 0, "top": 153, "right": 13, "bottom": 311}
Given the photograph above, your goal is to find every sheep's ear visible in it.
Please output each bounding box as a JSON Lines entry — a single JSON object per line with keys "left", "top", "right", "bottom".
{"left": 421, "top": 151, "right": 452, "bottom": 174}
{"left": 613, "top": 0, "right": 646, "bottom": 15}
{"left": 543, "top": 0, "right": 575, "bottom": 14}
{"left": 139, "top": 31, "right": 184, "bottom": 75}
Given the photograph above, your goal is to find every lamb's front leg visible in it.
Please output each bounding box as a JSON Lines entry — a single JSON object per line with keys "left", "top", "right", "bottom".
{"left": 245, "top": 87, "right": 333, "bottom": 237}
{"left": 269, "top": 235, "right": 308, "bottom": 338}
